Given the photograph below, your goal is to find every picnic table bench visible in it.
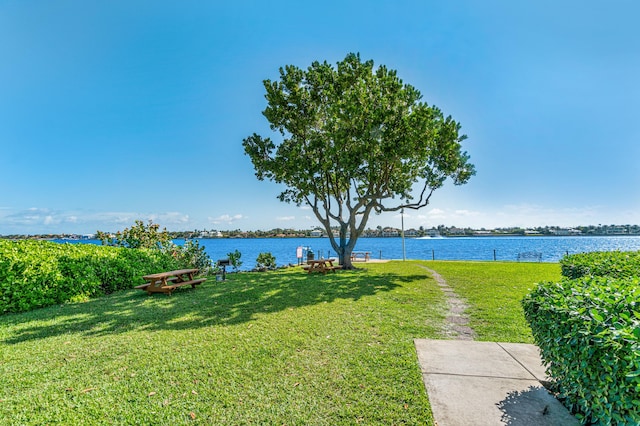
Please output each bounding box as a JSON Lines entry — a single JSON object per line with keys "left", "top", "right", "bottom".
{"left": 350, "top": 252, "right": 371, "bottom": 262}
{"left": 135, "top": 268, "right": 206, "bottom": 295}
{"left": 303, "top": 259, "right": 339, "bottom": 274}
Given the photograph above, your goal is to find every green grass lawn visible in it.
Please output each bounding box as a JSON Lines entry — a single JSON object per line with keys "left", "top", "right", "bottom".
{"left": 0, "top": 261, "right": 447, "bottom": 425}
{"left": 422, "top": 261, "right": 562, "bottom": 343}
{"left": 0, "top": 260, "right": 561, "bottom": 424}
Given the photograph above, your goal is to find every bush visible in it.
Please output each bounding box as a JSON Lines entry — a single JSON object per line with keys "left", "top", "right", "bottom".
{"left": 560, "top": 250, "right": 640, "bottom": 280}
{"left": 523, "top": 276, "right": 640, "bottom": 425}
{"left": 227, "top": 250, "right": 242, "bottom": 272}
{"left": 255, "top": 252, "right": 276, "bottom": 270}
{"left": 0, "top": 240, "right": 183, "bottom": 314}
{"left": 96, "top": 219, "right": 172, "bottom": 249}
{"left": 97, "top": 220, "right": 212, "bottom": 273}
{"left": 169, "top": 239, "right": 214, "bottom": 275}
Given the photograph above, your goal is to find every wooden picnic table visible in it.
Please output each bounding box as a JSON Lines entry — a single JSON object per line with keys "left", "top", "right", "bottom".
{"left": 350, "top": 252, "right": 371, "bottom": 262}
{"left": 303, "top": 259, "right": 338, "bottom": 274}
{"left": 135, "top": 268, "right": 206, "bottom": 295}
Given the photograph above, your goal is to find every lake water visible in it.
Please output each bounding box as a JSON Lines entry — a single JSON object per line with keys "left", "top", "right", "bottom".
{"left": 56, "top": 236, "right": 640, "bottom": 270}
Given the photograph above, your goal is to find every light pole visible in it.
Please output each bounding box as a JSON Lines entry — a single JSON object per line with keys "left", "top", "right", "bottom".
{"left": 401, "top": 208, "right": 406, "bottom": 261}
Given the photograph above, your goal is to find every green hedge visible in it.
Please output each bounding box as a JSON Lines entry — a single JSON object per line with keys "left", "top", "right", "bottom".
{"left": 0, "top": 240, "right": 183, "bottom": 314}
{"left": 523, "top": 274, "right": 640, "bottom": 424}
{"left": 560, "top": 250, "right": 640, "bottom": 280}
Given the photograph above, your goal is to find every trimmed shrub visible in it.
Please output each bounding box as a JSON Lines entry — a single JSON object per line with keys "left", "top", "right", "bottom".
{"left": 523, "top": 276, "right": 640, "bottom": 425}
{"left": 0, "top": 240, "right": 184, "bottom": 314}
{"left": 560, "top": 250, "right": 640, "bottom": 280}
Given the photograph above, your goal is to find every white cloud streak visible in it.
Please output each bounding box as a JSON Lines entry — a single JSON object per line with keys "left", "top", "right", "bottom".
{"left": 0, "top": 208, "right": 192, "bottom": 234}
{"left": 208, "top": 214, "right": 245, "bottom": 225}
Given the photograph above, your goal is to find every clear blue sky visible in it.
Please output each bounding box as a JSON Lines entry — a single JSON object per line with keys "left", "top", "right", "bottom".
{"left": 1, "top": 1, "right": 639, "bottom": 235}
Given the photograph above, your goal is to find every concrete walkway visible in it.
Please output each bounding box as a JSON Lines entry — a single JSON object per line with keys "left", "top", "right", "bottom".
{"left": 414, "top": 339, "right": 580, "bottom": 426}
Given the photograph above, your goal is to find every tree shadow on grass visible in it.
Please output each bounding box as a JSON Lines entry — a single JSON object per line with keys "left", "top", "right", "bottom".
{"left": 1, "top": 268, "right": 430, "bottom": 344}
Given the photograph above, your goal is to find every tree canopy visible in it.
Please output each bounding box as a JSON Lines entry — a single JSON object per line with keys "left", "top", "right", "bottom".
{"left": 243, "top": 53, "right": 475, "bottom": 268}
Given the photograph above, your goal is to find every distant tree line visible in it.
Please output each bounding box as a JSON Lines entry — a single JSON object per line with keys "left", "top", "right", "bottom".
{"left": 3, "top": 223, "right": 639, "bottom": 241}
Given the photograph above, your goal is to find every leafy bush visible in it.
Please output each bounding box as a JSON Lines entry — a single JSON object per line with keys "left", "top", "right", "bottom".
{"left": 96, "top": 219, "right": 172, "bottom": 249}
{"left": 560, "top": 250, "right": 640, "bottom": 280}
{"left": 255, "top": 252, "right": 276, "bottom": 270}
{"left": 0, "top": 240, "right": 183, "bottom": 314}
{"left": 169, "top": 239, "right": 214, "bottom": 275}
{"left": 523, "top": 276, "right": 640, "bottom": 425}
{"left": 97, "top": 220, "right": 212, "bottom": 273}
{"left": 227, "top": 249, "right": 242, "bottom": 272}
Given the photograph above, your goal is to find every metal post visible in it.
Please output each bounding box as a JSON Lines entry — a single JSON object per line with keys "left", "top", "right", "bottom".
{"left": 493, "top": 249, "right": 496, "bottom": 261}
{"left": 401, "top": 208, "right": 406, "bottom": 261}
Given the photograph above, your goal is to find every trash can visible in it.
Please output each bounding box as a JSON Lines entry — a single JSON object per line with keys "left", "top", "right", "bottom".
{"left": 307, "top": 250, "right": 314, "bottom": 262}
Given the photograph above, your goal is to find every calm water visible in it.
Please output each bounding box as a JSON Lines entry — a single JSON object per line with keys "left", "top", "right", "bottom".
{"left": 57, "top": 236, "right": 640, "bottom": 270}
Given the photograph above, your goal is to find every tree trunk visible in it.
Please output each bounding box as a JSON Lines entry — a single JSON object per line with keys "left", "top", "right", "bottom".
{"left": 321, "top": 220, "right": 357, "bottom": 269}
{"left": 334, "top": 239, "right": 356, "bottom": 270}
{"left": 339, "top": 247, "right": 354, "bottom": 270}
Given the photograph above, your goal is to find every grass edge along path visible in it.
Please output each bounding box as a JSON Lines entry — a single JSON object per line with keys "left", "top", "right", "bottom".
{"left": 0, "top": 261, "right": 446, "bottom": 425}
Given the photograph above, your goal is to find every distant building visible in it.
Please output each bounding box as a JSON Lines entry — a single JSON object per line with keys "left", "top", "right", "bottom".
{"left": 550, "top": 228, "right": 582, "bottom": 236}
{"left": 382, "top": 227, "right": 400, "bottom": 237}
{"left": 449, "top": 227, "right": 466, "bottom": 235}
{"left": 404, "top": 228, "right": 418, "bottom": 237}
{"left": 199, "top": 230, "right": 223, "bottom": 238}
{"left": 310, "top": 229, "right": 324, "bottom": 237}
{"left": 606, "top": 226, "right": 628, "bottom": 235}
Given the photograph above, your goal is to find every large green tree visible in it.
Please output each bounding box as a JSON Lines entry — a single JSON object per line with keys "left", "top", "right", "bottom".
{"left": 243, "top": 53, "right": 475, "bottom": 268}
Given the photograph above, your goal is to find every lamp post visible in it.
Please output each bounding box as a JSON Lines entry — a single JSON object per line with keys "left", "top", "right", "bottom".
{"left": 401, "top": 208, "right": 406, "bottom": 261}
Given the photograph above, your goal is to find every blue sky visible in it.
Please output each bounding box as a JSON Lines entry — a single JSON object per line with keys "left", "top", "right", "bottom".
{"left": 1, "top": 1, "right": 639, "bottom": 234}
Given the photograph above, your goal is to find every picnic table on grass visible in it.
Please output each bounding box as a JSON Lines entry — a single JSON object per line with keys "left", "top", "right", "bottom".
{"left": 350, "top": 251, "right": 371, "bottom": 262}
{"left": 303, "top": 259, "right": 338, "bottom": 274}
{"left": 135, "top": 268, "right": 206, "bottom": 295}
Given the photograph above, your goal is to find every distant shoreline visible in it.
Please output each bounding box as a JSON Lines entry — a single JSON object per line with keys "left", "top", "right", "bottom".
{"left": 5, "top": 233, "right": 640, "bottom": 241}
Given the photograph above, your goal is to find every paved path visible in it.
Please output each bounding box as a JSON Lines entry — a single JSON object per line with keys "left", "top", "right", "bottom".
{"left": 414, "top": 340, "right": 579, "bottom": 426}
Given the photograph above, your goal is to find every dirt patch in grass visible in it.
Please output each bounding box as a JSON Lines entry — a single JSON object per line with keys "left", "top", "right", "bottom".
{"left": 419, "top": 265, "right": 476, "bottom": 340}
